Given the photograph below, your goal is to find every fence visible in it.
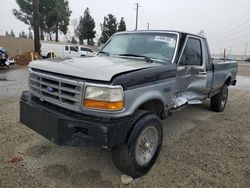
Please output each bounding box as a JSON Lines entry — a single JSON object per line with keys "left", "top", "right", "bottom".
{"left": 0, "top": 36, "right": 98, "bottom": 57}
{"left": 0, "top": 36, "right": 34, "bottom": 57}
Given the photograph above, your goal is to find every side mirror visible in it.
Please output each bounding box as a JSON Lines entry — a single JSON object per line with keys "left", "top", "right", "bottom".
{"left": 98, "top": 44, "right": 104, "bottom": 51}
{"left": 210, "top": 58, "right": 214, "bottom": 63}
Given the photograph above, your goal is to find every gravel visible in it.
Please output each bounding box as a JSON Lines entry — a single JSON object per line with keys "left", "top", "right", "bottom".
{"left": 0, "top": 63, "right": 250, "bottom": 187}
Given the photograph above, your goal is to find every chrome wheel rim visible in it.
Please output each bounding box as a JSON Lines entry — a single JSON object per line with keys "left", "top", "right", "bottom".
{"left": 135, "top": 126, "right": 159, "bottom": 166}
{"left": 221, "top": 88, "right": 228, "bottom": 107}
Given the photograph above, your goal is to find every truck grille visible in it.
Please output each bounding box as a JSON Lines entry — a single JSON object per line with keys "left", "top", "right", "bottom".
{"left": 29, "top": 69, "right": 84, "bottom": 110}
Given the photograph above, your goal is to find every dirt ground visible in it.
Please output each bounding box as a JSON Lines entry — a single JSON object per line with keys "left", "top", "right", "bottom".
{"left": 0, "top": 63, "right": 250, "bottom": 188}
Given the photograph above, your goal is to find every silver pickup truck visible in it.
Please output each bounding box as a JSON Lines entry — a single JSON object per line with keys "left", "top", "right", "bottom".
{"left": 20, "top": 30, "right": 237, "bottom": 178}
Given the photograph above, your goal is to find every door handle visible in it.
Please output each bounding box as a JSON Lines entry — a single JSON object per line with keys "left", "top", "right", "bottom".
{"left": 198, "top": 71, "right": 206, "bottom": 75}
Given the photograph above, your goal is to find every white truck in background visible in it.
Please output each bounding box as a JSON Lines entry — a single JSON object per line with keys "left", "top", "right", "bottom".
{"left": 40, "top": 42, "right": 95, "bottom": 58}
{"left": 77, "top": 46, "right": 95, "bottom": 57}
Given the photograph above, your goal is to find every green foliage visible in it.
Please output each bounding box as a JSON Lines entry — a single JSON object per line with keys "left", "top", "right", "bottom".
{"left": 13, "top": 0, "right": 71, "bottom": 41}
{"left": 10, "top": 30, "right": 16, "bottom": 37}
{"left": 28, "top": 30, "right": 33, "bottom": 39}
{"left": 13, "top": 0, "right": 33, "bottom": 26}
{"left": 118, "top": 17, "right": 126, "bottom": 32}
{"left": 70, "top": 36, "right": 77, "bottom": 44}
{"left": 44, "top": 0, "right": 71, "bottom": 41}
{"left": 75, "top": 8, "right": 96, "bottom": 45}
{"left": 19, "top": 30, "right": 28, "bottom": 38}
{"left": 5, "top": 31, "right": 10, "bottom": 37}
{"left": 5, "top": 30, "right": 16, "bottom": 37}
{"left": 88, "top": 39, "right": 95, "bottom": 46}
{"left": 100, "top": 14, "right": 118, "bottom": 44}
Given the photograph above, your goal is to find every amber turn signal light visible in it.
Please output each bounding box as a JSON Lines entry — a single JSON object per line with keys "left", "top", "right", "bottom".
{"left": 83, "top": 99, "right": 123, "bottom": 111}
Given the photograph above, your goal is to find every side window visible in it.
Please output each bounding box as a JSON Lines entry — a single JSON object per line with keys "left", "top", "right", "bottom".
{"left": 81, "top": 47, "right": 87, "bottom": 51}
{"left": 65, "top": 46, "right": 69, "bottom": 51}
{"left": 179, "top": 38, "right": 202, "bottom": 66}
{"left": 70, "top": 46, "right": 78, "bottom": 52}
{"left": 86, "top": 48, "right": 93, "bottom": 53}
{"left": 81, "top": 47, "right": 93, "bottom": 53}
{"left": 204, "top": 41, "right": 211, "bottom": 65}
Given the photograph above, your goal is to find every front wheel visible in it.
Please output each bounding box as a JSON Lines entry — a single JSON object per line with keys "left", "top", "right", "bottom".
{"left": 210, "top": 85, "right": 228, "bottom": 112}
{"left": 112, "top": 112, "right": 163, "bottom": 178}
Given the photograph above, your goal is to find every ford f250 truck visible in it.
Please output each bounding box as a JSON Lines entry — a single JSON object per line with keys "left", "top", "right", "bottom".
{"left": 20, "top": 31, "right": 237, "bottom": 178}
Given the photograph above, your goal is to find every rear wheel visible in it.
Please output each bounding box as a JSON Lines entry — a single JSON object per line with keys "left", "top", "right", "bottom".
{"left": 47, "top": 52, "right": 55, "bottom": 58}
{"left": 210, "top": 85, "right": 228, "bottom": 112}
{"left": 112, "top": 111, "right": 163, "bottom": 178}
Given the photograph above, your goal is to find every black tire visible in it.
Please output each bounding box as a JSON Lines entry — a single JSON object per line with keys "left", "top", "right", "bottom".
{"left": 111, "top": 111, "right": 163, "bottom": 178}
{"left": 210, "top": 85, "right": 228, "bottom": 112}
{"left": 47, "top": 52, "right": 55, "bottom": 58}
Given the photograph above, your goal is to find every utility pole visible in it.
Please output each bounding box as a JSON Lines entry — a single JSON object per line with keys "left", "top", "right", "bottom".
{"left": 229, "top": 46, "right": 232, "bottom": 56}
{"left": 32, "top": 0, "right": 40, "bottom": 54}
{"left": 244, "top": 42, "right": 248, "bottom": 56}
{"left": 224, "top": 48, "right": 226, "bottom": 61}
{"left": 135, "top": 3, "right": 139, "bottom": 30}
{"left": 147, "top": 22, "right": 150, "bottom": 30}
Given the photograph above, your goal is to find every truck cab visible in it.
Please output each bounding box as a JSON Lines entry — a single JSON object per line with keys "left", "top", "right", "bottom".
{"left": 64, "top": 45, "right": 80, "bottom": 57}
{"left": 77, "top": 46, "right": 95, "bottom": 57}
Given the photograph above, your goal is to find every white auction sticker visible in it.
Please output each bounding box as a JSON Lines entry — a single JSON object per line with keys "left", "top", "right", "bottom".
{"left": 154, "top": 36, "right": 174, "bottom": 44}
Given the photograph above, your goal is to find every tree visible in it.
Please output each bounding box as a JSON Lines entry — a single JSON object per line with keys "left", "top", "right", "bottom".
{"left": 19, "top": 30, "right": 28, "bottom": 38}
{"left": 75, "top": 8, "right": 96, "bottom": 45}
{"left": 13, "top": 0, "right": 71, "bottom": 42}
{"left": 28, "top": 30, "right": 33, "bottom": 39}
{"left": 10, "top": 29, "right": 16, "bottom": 37}
{"left": 5, "top": 31, "right": 10, "bottom": 37}
{"left": 49, "top": 0, "right": 71, "bottom": 42}
{"left": 198, "top": 30, "right": 205, "bottom": 37}
{"left": 33, "top": 0, "right": 40, "bottom": 53}
{"left": 70, "top": 36, "right": 77, "bottom": 44}
{"left": 100, "top": 14, "right": 117, "bottom": 44}
{"left": 117, "top": 17, "right": 126, "bottom": 32}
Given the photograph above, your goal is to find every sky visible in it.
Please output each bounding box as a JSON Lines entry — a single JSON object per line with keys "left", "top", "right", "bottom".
{"left": 0, "top": 0, "right": 250, "bottom": 55}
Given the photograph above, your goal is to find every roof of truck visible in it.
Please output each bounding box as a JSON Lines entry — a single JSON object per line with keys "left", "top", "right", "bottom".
{"left": 116, "top": 30, "right": 207, "bottom": 40}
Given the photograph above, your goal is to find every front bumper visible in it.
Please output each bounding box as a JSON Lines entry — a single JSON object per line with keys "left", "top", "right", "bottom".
{"left": 20, "top": 91, "right": 132, "bottom": 149}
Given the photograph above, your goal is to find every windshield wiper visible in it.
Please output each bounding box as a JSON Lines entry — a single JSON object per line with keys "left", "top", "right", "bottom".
{"left": 98, "top": 51, "right": 110, "bottom": 56}
{"left": 117, "top": 53, "right": 154, "bottom": 63}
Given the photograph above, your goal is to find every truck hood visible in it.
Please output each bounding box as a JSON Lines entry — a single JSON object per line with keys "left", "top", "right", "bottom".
{"left": 29, "top": 56, "right": 160, "bottom": 81}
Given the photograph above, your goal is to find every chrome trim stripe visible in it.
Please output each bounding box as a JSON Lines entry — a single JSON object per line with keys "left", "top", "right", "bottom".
{"left": 29, "top": 69, "right": 84, "bottom": 111}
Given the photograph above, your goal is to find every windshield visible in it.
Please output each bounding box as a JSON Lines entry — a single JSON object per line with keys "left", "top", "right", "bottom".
{"left": 100, "top": 32, "right": 178, "bottom": 63}
{"left": 0, "top": 47, "right": 7, "bottom": 53}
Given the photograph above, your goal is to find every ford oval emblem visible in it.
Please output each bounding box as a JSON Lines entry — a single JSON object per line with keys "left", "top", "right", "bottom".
{"left": 47, "top": 87, "right": 54, "bottom": 93}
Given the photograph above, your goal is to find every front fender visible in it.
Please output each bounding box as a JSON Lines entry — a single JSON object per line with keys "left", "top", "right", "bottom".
{"left": 122, "top": 78, "right": 176, "bottom": 116}
{"left": 125, "top": 89, "right": 166, "bottom": 115}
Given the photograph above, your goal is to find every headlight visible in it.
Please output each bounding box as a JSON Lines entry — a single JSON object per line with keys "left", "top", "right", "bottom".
{"left": 1, "top": 53, "right": 6, "bottom": 59}
{"left": 83, "top": 85, "right": 124, "bottom": 111}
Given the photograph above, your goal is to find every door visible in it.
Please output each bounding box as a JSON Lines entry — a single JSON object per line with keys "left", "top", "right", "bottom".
{"left": 175, "top": 36, "right": 207, "bottom": 106}
{"left": 64, "top": 45, "right": 79, "bottom": 57}
{"left": 64, "top": 45, "right": 70, "bottom": 57}
{"left": 69, "top": 46, "right": 79, "bottom": 57}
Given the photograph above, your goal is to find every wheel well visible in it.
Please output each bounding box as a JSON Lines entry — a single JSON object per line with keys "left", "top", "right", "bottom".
{"left": 138, "top": 99, "right": 165, "bottom": 119}
{"left": 225, "top": 77, "right": 231, "bottom": 86}
{"left": 47, "top": 52, "right": 55, "bottom": 58}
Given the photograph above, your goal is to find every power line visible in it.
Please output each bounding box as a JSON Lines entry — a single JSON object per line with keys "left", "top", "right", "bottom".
{"left": 244, "top": 42, "right": 248, "bottom": 56}
{"left": 221, "top": 11, "right": 250, "bottom": 32}
{"left": 140, "top": 6, "right": 149, "bottom": 22}
{"left": 141, "top": 6, "right": 150, "bottom": 29}
{"left": 224, "top": 19, "right": 250, "bottom": 34}
{"left": 225, "top": 25, "right": 250, "bottom": 39}
{"left": 208, "top": 35, "right": 250, "bottom": 44}
{"left": 123, "top": 0, "right": 134, "bottom": 9}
